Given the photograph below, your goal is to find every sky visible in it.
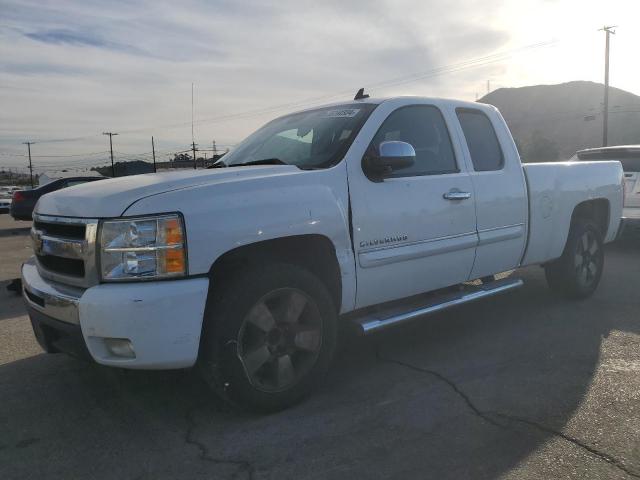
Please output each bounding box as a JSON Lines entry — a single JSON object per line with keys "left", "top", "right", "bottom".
{"left": 0, "top": 0, "right": 638, "bottom": 172}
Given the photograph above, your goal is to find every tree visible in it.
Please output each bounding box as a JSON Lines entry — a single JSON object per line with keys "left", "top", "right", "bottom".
{"left": 172, "top": 153, "right": 192, "bottom": 162}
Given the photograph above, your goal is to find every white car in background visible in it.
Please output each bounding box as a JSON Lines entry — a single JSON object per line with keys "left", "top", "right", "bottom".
{"left": 572, "top": 146, "right": 640, "bottom": 230}
{"left": 0, "top": 197, "right": 11, "bottom": 213}
{"left": 0, "top": 186, "right": 15, "bottom": 213}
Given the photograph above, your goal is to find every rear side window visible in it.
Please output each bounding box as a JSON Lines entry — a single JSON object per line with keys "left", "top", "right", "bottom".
{"left": 457, "top": 108, "right": 504, "bottom": 171}
{"left": 370, "top": 105, "right": 458, "bottom": 176}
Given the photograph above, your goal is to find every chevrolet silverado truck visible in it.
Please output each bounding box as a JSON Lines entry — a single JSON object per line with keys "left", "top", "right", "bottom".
{"left": 22, "top": 95, "right": 624, "bottom": 411}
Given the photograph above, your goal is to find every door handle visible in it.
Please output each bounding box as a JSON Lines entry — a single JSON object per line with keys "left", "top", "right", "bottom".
{"left": 443, "top": 190, "right": 471, "bottom": 201}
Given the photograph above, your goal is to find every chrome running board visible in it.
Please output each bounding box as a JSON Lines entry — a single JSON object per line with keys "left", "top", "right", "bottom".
{"left": 351, "top": 278, "right": 523, "bottom": 335}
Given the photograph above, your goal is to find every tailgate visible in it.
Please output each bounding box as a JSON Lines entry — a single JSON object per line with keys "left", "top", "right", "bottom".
{"left": 623, "top": 171, "right": 640, "bottom": 208}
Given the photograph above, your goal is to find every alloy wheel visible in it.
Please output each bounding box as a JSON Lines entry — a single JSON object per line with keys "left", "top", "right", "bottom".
{"left": 237, "top": 288, "right": 323, "bottom": 392}
{"left": 574, "top": 230, "right": 601, "bottom": 288}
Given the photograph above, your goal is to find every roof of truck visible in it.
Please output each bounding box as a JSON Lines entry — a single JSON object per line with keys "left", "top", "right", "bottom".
{"left": 295, "top": 95, "right": 495, "bottom": 113}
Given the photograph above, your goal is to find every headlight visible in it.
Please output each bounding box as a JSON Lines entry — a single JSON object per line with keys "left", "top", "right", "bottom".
{"left": 99, "top": 214, "right": 187, "bottom": 281}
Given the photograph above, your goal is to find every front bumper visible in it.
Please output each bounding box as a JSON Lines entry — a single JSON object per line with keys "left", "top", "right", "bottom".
{"left": 28, "top": 305, "right": 92, "bottom": 360}
{"left": 22, "top": 258, "right": 210, "bottom": 369}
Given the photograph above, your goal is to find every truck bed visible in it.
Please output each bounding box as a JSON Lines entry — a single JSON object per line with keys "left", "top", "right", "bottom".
{"left": 521, "top": 160, "right": 624, "bottom": 266}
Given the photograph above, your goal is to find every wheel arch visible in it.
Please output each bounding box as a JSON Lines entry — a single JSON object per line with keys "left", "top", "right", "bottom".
{"left": 570, "top": 198, "right": 610, "bottom": 237}
{"left": 207, "top": 234, "right": 343, "bottom": 313}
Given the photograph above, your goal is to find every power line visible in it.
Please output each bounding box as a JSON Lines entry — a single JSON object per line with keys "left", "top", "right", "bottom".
{"left": 1, "top": 38, "right": 560, "bottom": 161}
{"left": 2, "top": 39, "right": 559, "bottom": 153}
{"left": 114, "top": 39, "right": 559, "bottom": 135}
{"left": 0, "top": 150, "right": 109, "bottom": 158}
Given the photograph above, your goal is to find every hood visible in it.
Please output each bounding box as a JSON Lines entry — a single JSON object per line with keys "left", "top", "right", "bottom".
{"left": 35, "top": 165, "right": 301, "bottom": 218}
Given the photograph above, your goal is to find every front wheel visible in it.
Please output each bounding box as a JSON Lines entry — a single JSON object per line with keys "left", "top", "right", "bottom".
{"left": 199, "top": 263, "right": 337, "bottom": 412}
{"left": 544, "top": 221, "right": 604, "bottom": 299}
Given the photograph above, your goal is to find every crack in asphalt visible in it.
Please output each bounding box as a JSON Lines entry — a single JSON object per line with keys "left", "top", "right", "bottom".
{"left": 184, "top": 404, "right": 255, "bottom": 480}
{"left": 376, "top": 346, "right": 640, "bottom": 479}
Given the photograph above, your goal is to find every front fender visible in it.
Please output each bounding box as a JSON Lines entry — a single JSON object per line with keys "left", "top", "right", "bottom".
{"left": 124, "top": 165, "right": 357, "bottom": 312}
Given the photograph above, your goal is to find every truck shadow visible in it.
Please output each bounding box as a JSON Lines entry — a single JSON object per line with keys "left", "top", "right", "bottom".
{"left": 0, "top": 281, "right": 27, "bottom": 322}
{"left": 0, "top": 226, "right": 30, "bottom": 238}
{"left": 1, "top": 239, "right": 639, "bottom": 479}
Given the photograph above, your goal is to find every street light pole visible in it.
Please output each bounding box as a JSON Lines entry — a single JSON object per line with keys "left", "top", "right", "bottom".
{"left": 599, "top": 25, "right": 616, "bottom": 147}
{"left": 102, "top": 132, "right": 118, "bottom": 177}
{"left": 22, "top": 141, "right": 34, "bottom": 188}
{"left": 151, "top": 136, "right": 157, "bottom": 173}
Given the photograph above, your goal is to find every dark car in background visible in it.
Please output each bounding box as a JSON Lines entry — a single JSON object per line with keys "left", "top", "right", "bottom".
{"left": 10, "top": 177, "right": 104, "bottom": 221}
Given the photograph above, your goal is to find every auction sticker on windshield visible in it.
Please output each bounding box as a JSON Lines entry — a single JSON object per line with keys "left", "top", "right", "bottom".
{"left": 322, "top": 109, "right": 360, "bottom": 118}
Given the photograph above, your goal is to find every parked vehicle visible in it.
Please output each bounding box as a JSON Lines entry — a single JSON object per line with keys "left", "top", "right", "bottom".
{"left": 0, "top": 196, "right": 11, "bottom": 213}
{"left": 21, "top": 95, "right": 624, "bottom": 411}
{"left": 1, "top": 186, "right": 18, "bottom": 210}
{"left": 571, "top": 145, "right": 640, "bottom": 231}
{"left": 10, "top": 177, "right": 104, "bottom": 220}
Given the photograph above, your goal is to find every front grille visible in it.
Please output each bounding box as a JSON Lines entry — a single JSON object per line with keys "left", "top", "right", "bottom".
{"left": 33, "top": 221, "right": 85, "bottom": 240}
{"left": 37, "top": 254, "right": 85, "bottom": 277}
{"left": 32, "top": 214, "right": 99, "bottom": 288}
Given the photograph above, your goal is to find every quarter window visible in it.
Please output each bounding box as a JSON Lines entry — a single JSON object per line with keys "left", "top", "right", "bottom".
{"left": 456, "top": 108, "right": 504, "bottom": 171}
{"left": 370, "top": 105, "right": 458, "bottom": 177}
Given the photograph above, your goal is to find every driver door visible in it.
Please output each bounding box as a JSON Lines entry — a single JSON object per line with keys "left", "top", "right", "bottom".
{"left": 347, "top": 102, "right": 478, "bottom": 308}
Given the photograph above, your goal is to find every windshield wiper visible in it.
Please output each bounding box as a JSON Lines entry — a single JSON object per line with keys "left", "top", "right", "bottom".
{"left": 231, "top": 158, "right": 290, "bottom": 167}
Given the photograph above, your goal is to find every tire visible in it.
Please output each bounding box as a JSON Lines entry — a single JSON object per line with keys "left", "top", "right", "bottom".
{"left": 199, "top": 262, "right": 337, "bottom": 412}
{"left": 544, "top": 221, "right": 605, "bottom": 299}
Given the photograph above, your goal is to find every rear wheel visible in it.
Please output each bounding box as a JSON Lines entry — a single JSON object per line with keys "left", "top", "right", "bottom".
{"left": 544, "top": 221, "right": 604, "bottom": 299}
{"left": 199, "top": 263, "right": 337, "bottom": 412}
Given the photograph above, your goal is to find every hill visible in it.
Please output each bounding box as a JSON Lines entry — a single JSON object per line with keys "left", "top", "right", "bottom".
{"left": 479, "top": 81, "right": 640, "bottom": 161}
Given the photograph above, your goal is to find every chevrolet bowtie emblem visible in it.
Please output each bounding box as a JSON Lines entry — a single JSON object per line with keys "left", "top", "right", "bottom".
{"left": 32, "top": 230, "right": 43, "bottom": 255}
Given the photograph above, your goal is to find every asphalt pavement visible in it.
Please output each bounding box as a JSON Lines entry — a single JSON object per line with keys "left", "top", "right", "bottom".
{"left": 1, "top": 213, "right": 639, "bottom": 479}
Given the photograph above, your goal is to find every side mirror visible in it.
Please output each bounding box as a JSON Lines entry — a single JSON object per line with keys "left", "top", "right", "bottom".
{"left": 363, "top": 141, "right": 415, "bottom": 181}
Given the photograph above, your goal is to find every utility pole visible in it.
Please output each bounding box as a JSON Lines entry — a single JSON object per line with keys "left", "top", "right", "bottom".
{"left": 486, "top": 80, "right": 491, "bottom": 95}
{"left": 599, "top": 25, "right": 616, "bottom": 147}
{"left": 102, "top": 132, "right": 118, "bottom": 177}
{"left": 151, "top": 136, "right": 157, "bottom": 173}
{"left": 22, "top": 141, "right": 34, "bottom": 188}
{"left": 192, "top": 142, "right": 198, "bottom": 170}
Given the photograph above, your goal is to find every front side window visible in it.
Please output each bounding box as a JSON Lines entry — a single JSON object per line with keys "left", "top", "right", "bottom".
{"left": 222, "top": 103, "right": 378, "bottom": 169}
{"left": 456, "top": 108, "right": 504, "bottom": 171}
{"left": 369, "top": 105, "right": 458, "bottom": 177}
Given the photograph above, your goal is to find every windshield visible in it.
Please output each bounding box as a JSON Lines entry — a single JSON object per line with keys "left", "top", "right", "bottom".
{"left": 222, "top": 103, "right": 377, "bottom": 169}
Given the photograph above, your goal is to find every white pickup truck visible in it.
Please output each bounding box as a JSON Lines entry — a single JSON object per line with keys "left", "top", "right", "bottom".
{"left": 22, "top": 94, "right": 623, "bottom": 411}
